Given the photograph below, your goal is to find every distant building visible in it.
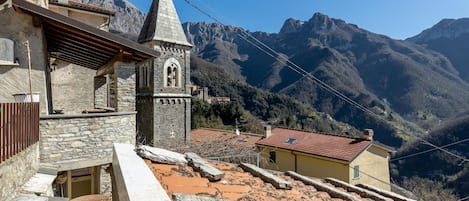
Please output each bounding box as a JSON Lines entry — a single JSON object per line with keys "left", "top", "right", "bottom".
{"left": 191, "top": 84, "right": 231, "bottom": 104}
{"left": 256, "top": 127, "right": 394, "bottom": 190}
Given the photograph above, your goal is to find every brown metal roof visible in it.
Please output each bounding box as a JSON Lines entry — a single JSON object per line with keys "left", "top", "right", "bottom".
{"left": 49, "top": 0, "right": 115, "bottom": 16}
{"left": 13, "top": 0, "right": 159, "bottom": 70}
{"left": 256, "top": 128, "right": 373, "bottom": 162}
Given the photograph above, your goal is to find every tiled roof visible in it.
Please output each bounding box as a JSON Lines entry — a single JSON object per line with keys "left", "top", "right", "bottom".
{"left": 146, "top": 160, "right": 358, "bottom": 201}
{"left": 256, "top": 128, "right": 372, "bottom": 162}
{"left": 164, "top": 129, "right": 262, "bottom": 159}
{"left": 49, "top": 0, "right": 115, "bottom": 15}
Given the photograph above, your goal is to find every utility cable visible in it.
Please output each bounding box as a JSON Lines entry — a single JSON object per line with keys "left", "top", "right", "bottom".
{"left": 391, "top": 136, "right": 469, "bottom": 162}
{"left": 182, "top": 0, "right": 469, "bottom": 165}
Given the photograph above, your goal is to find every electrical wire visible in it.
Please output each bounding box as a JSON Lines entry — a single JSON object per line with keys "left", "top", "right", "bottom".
{"left": 391, "top": 137, "right": 469, "bottom": 162}
{"left": 182, "top": 0, "right": 469, "bottom": 169}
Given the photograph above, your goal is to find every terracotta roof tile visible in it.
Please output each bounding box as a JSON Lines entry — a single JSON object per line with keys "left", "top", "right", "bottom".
{"left": 256, "top": 128, "right": 371, "bottom": 161}
{"left": 146, "top": 160, "right": 357, "bottom": 201}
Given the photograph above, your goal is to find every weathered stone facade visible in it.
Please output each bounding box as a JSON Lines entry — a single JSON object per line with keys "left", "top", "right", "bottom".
{"left": 152, "top": 97, "right": 191, "bottom": 144}
{"left": 39, "top": 112, "right": 136, "bottom": 167}
{"left": 51, "top": 61, "right": 96, "bottom": 114}
{"left": 116, "top": 62, "right": 136, "bottom": 112}
{"left": 0, "top": 8, "right": 48, "bottom": 114}
{"left": 0, "top": 144, "right": 40, "bottom": 201}
{"left": 137, "top": 0, "right": 192, "bottom": 146}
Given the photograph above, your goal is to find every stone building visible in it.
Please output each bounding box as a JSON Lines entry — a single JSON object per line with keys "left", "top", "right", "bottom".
{"left": 0, "top": 0, "right": 158, "bottom": 199}
{"left": 136, "top": 0, "right": 193, "bottom": 146}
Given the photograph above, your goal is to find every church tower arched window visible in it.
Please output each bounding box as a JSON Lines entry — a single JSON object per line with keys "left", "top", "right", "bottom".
{"left": 163, "top": 58, "right": 181, "bottom": 88}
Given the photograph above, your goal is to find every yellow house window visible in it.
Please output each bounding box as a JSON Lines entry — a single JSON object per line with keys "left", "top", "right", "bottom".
{"left": 353, "top": 165, "right": 360, "bottom": 179}
{"left": 269, "top": 151, "right": 276, "bottom": 163}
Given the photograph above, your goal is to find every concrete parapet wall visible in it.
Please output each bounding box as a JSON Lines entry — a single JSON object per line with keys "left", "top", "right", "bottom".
{"left": 0, "top": 144, "right": 39, "bottom": 201}
{"left": 112, "top": 143, "right": 170, "bottom": 201}
{"left": 39, "top": 112, "right": 136, "bottom": 169}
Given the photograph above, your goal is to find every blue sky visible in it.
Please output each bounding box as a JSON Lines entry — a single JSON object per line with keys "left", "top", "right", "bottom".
{"left": 131, "top": 0, "right": 469, "bottom": 39}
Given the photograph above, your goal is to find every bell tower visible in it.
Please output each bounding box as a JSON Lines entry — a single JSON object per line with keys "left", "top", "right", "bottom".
{"left": 137, "top": 0, "right": 192, "bottom": 146}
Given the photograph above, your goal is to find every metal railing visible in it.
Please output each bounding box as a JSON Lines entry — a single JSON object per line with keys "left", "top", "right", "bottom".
{"left": 0, "top": 102, "right": 40, "bottom": 163}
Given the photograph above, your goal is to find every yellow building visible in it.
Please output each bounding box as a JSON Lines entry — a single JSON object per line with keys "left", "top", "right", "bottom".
{"left": 257, "top": 127, "right": 394, "bottom": 190}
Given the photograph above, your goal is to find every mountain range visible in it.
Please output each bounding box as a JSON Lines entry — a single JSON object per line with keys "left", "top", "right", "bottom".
{"left": 74, "top": 0, "right": 469, "bottom": 197}
{"left": 85, "top": 0, "right": 469, "bottom": 142}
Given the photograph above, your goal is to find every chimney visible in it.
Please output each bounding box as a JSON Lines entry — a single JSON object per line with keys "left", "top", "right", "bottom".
{"left": 363, "top": 129, "right": 374, "bottom": 140}
{"left": 264, "top": 125, "right": 272, "bottom": 138}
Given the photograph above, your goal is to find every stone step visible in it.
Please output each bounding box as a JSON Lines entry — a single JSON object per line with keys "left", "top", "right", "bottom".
{"left": 20, "top": 173, "right": 56, "bottom": 197}
{"left": 38, "top": 163, "right": 59, "bottom": 175}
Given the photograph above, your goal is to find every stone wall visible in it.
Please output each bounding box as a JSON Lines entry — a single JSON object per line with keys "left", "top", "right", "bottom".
{"left": 94, "top": 75, "right": 108, "bottom": 108}
{"left": 150, "top": 43, "right": 191, "bottom": 95}
{"left": 51, "top": 61, "right": 96, "bottom": 114}
{"left": 136, "top": 96, "right": 153, "bottom": 144}
{"left": 0, "top": 144, "right": 40, "bottom": 201}
{"left": 0, "top": 8, "right": 48, "bottom": 114}
{"left": 153, "top": 98, "right": 191, "bottom": 145}
{"left": 39, "top": 112, "right": 136, "bottom": 168}
{"left": 116, "top": 62, "right": 136, "bottom": 112}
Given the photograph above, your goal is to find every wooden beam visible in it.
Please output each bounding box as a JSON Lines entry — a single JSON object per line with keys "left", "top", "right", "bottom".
{"left": 56, "top": 56, "right": 100, "bottom": 69}
{"left": 44, "top": 25, "right": 118, "bottom": 53}
{"left": 54, "top": 54, "right": 103, "bottom": 69}
{"left": 50, "top": 45, "right": 109, "bottom": 65}
{"left": 45, "top": 33, "right": 117, "bottom": 58}
{"left": 67, "top": 170, "right": 72, "bottom": 199}
{"left": 46, "top": 35, "right": 116, "bottom": 58}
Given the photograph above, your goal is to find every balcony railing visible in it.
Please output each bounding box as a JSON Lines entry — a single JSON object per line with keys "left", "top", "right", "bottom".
{"left": 0, "top": 102, "right": 40, "bottom": 163}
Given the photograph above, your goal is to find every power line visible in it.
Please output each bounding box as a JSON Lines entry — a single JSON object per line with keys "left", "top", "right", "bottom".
{"left": 391, "top": 137, "right": 469, "bottom": 162}
{"left": 182, "top": 0, "right": 469, "bottom": 167}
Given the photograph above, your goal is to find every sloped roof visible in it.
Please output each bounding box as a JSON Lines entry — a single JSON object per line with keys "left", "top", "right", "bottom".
{"left": 12, "top": 0, "right": 158, "bottom": 69}
{"left": 138, "top": 0, "right": 192, "bottom": 46}
{"left": 49, "top": 0, "right": 115, "bottom": 15}
{"left": 256, "top": 128, "right": 372, "bottom": 162}
{"left": 147, "top": 161, "right": 357, "bottom": 200}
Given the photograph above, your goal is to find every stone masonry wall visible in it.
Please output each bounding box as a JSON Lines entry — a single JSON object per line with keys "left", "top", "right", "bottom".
{"left": 0, "top": 8, "right": 48, "bottom": 114}
{"left": 136, "top": 96, "right": 153, "bottom": 144}
{"left": 51, "top": 61, "right": 95, "bottom": 114}
{"left": 153, "top": 98, "right": 190, "bottom": 145}
{"left": 116, "top": 62, "right": 136, "bottom": 112}
{"left": 0, "top": 144, "right": 40, "bottom": 201}
{"left": 94, "top": 75, "right": 108, "bottom": 108}
{"left": 39, "top": 113, "right": 136, "bottom": 165}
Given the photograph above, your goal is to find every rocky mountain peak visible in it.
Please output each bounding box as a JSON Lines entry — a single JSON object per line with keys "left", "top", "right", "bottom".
{"left": 279, "top": 18, "right": 303, "bottom": 35}
{"left": 76, "top": 0, "right": 145, "bottom": 41}
{"left": 306, "top": 12, "right": 340, "bottom": 31}
{"left": 408, "top": 18, "right": 469, "bottom": 42}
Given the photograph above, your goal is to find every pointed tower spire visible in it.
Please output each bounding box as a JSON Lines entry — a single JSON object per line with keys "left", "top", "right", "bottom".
{"left": 138, "top": 0, "right": 192, "bottom": 47}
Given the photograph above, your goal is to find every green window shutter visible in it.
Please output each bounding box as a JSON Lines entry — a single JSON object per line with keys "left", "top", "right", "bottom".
{"left": 353, "top": 165, "right": 360, "bottom": 179}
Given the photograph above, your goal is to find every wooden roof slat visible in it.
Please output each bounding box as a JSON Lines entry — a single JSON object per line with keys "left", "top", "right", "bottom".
{"left": 55, "top": 54, "right": 106, "bottom": 68}
{"left": 44, "top": 25, "right": 119, "bottom": 53}
{"left": 45, "top": 34, "right": 117, "bottom": 57}
{"left": 47, "top": 39, "right": 115, "bottom": 63}
{"left": 11, "top": 0, "right": 159, "bottom": 69}
{"left": 50, "top": 46, "right": 109, "bottom": 67}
